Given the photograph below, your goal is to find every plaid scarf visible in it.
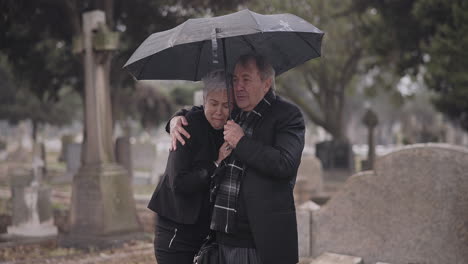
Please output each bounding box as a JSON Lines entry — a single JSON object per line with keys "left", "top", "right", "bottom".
{"left": 210, "top": 89, "right": 275, "bottom": 234}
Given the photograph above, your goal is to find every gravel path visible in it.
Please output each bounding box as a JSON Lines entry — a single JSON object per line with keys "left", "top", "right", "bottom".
{"left": 0, "top": 240, "right": 157, "bottom": 264}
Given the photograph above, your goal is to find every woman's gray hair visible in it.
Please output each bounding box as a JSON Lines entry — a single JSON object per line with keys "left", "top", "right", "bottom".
{"left": 202, "top": 69, "right": 227, "bottom": 102}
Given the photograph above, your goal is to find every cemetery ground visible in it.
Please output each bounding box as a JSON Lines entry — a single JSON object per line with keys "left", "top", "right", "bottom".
{"left": 0, "top": 150, "right": 159, "bottom": 264}
{"left": 0, "top": 186, "right": 157, "bottom": 264}
{"left": 0, "top": 149, "right": 329, "bottom": 264}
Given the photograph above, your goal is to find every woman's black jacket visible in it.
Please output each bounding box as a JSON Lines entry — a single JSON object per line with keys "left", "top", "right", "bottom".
{"left": 147, "top": 110, "right": 223, "bottom": 225}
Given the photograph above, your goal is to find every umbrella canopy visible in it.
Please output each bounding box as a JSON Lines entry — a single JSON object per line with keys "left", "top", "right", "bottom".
{"left": 124, "top": 9, "right": 324, "bottom": 81}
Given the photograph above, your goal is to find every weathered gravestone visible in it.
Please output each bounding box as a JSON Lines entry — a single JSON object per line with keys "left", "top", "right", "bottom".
{"left": 294, "top": 154, "right": 323, "bottom": 205}
{"left": 152, "top": 140, "right": 170, "bottom": 185}
{"left": 63, "top": 143, "right": 82, "bottom": 183}
{"left": 7, "top": 168, "right": 58, "bottom": 237}
{"left": 297, "top": 201, "right": 321, "bottom": 258}
{"left": 193, "top": 90, "right": 203, "bottom": 106}
{"left": 315, "top": 140, "right": 354, "bottom": 182}
{"left": 310, "top": 143, "right": 468, "bottom": 264}
{"left": 7, "top": 143, "right": 58, "bottom": 237}
{"left": 116, "top": 136, "right": 133, "bottom": 178}
{"left": 131, "top": 143, "right": 155, "bottom": 172}
{"left": 58, "top": 134, "right": 75, "bottom": 162}
{"left": 310, "top": 252, "right": 363, "bottom": 264}
{"left": 6, "top": 146, "right": 31, "bottom": 164}
{"left": 131, "top": 143, "right": 156, "bottom": 185}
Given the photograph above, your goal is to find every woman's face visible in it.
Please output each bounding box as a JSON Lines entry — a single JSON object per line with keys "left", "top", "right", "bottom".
{"left": 204, "top": 89, "right": 230, "bottom": 130}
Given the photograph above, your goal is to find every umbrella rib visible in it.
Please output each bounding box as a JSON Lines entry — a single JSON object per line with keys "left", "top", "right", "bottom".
{"left": 170, "top": 21, "right": 187, "bottom": 47}
{"left": 246, "top": 10, "right": 261, "bottom": 31}
{"left": 193, "top": 41, "right": 204, "bottom": 81}
{"left": 137, "top": 56, "right": 151, "bottom": 80}
{"left": 241, "top": 36, "right": 257, "bottom": 53}
{"left": 295, "top": 32, "right": 322, "bottom": 58}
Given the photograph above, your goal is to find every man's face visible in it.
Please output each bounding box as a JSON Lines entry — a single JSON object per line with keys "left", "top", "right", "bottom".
{"left": 232, "top": 59, "right": 272, "bottom": 112}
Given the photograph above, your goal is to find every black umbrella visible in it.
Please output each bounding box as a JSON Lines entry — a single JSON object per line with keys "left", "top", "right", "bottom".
{"left": 123, "top": 9, "right": 324, "bottom": 81}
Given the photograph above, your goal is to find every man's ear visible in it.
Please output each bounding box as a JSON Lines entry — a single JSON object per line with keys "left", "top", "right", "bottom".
{"left": 263, "top": 77, "right": 272, "bottom": 93}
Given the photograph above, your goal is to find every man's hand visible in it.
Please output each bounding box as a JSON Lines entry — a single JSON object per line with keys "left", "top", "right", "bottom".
{"left": 216, "top": 142, "right": 233, "bottom": 164}
{"left": 170, "top": 116, "right": 190, "bottom": 151}
{"left": 223, "top": 120, "right": 244, "bottom": 149}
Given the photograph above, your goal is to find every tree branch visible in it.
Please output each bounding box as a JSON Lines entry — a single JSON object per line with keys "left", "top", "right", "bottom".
{"left": 303, "top": 73, "right": 323, "bottom": 109}
{"left": 340, "top": 47, "right": 363, "bottom": 88}
{"left": 282, "top": 82, "right": 328, "bottom": 130}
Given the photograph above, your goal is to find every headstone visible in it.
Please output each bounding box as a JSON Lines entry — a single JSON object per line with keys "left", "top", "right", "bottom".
{"left": 310, "top": 143, "right": 468, "bottom": 264}
{"left": 194, "top": 90, "right": 203, "bottom": 106}
{"left": 116, "top": 136, "right": 133, "bottom": 178}
{"left": 38, "top": 142, "right": 47, "bottom": 180}
{"left": 7, "top": 162, "right": 58, "bottom": 237}
{"left": 315, "top": 140, "right": 354, "bottom": 182}
{"left": 315, "top": 140, "right": 353, "bottom": 170}
{"left": 58, "top": 134, "right": 75, "bottom": 162}
{"left": 294, "top": 155, "right": 323, "bottom": 205}
{"left": 3, "top": 146, "right": 31, "bottom": 185}
{"left": 152, "top": 141, "right": 170, "bottom": 184}
{"left": 131, "top": 143, "right": 156, "bottom": 172}
{"left": 131, "top": 143, "right": 156, "bottom": 184}
{"left": 6, "top": 146, "right": 31, "bottom": 164}
{"left": 64, "top": 143, "right": 82, "bottom": 182}
{"left": 296, "top": 201, "right": 321, "bottom": 258}
{"left": 310, "top": 253, "right": 363, "bottom": 264}
{"left": 297, "top": 209, "right": 311, "bottom": 258}
{"left": 32, "top": 142, "right": 45, "bottom": 182}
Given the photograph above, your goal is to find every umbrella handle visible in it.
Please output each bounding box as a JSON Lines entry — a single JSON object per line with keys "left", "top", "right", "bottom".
{"left": 213, "top": 28, "right": 233, "bottom": 120}
{"left": 222, "top": 38, "right": 234, "bottom": 120}
{"left": 212, "top": 27, "right": 233, "bottom": 120}
{"left": 211, "top": 28, "right": 220, "bottom": 65}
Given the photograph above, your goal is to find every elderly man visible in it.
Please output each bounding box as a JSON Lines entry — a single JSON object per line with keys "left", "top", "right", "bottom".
{"left": 168, "top": 53, "right": 305, "bottom": 264}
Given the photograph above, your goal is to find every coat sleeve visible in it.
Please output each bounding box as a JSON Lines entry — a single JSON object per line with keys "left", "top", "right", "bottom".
{"left": 167, "top": 124, "right": 216, "bottom": 194}
{"left": 232, "top": 106, "right": 305, "bottom": 180}
{"left": 164, "top": 106, "right": 203, "bottom": 133}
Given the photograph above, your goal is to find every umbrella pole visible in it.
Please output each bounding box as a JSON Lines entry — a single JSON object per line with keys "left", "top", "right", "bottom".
{"left": 222, "top": 38, "right": 233, "bottom": 120}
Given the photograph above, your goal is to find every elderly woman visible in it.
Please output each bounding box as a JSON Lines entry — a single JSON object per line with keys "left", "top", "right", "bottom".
{"left": 148, "top": 70, "right": 232, "bottom": 264}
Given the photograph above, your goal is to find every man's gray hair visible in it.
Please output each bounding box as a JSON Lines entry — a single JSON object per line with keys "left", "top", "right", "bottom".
{"left": 202, "top": 70, "right": 227, "bottom": 102}
{"left": 236, "top": 53, "right": 276, "bottom": 90}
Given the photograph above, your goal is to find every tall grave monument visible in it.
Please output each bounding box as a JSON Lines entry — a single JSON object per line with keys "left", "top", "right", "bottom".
{"left": 67, "top": 10, "right": 141, "bottom": 246}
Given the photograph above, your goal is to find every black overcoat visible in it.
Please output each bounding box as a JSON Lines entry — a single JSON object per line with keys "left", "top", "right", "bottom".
{"left": 232, "top": 95, "right": 305, "bottom": 264}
